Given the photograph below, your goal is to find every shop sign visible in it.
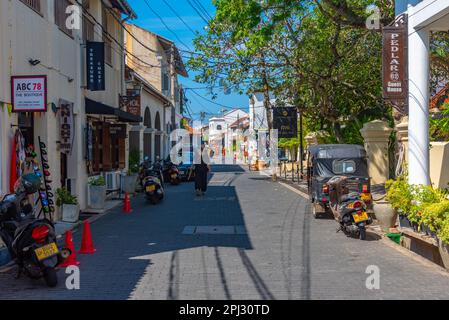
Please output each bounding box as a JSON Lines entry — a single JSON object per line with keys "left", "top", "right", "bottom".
{"left": 59, "top": 99, "right": 74, "bottom": 154}
{"left": 109, "top": 124, "right": 127, "bottom": 139}
{"left": 119, "top": 90, "right": 141, "bottom": 117}
{"left": 382, "top": 14, "right": 408, "bottom": 102}
{"left": 86, "top": 41, "right": 105, "bottom": 91}
{"left": 273, "top": 107, "right": 297, "bottom": 139}
{"left": 11, "top": 75, "right": 47, "bottom": 112}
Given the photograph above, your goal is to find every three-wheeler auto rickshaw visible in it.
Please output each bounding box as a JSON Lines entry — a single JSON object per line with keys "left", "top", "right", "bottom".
{"left": 306, "top": 144, "right": 373, "bottom": 219}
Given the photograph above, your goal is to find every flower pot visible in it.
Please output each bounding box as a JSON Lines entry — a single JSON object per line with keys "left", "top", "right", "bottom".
{"left": 89, "top": 185, "right": 106, "bottom": 209}
{"left": 62, "top": 204, "right": 80, "bottom": 223}
{"left": 438, "top": 240, "right": 449, "bottom": 270}
{"left": 122, "top": 175, "right": 138, "bottom": 194}
{"left": 398, "top": 215, "right": 413, "bottom": 229}
{"left": 372, "top": 200, "right": 398, "bottom": 232}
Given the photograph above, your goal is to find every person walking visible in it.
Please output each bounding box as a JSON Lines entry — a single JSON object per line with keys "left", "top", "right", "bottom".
{"left": 193, "top": 144, "right": 211, "bottom": 196}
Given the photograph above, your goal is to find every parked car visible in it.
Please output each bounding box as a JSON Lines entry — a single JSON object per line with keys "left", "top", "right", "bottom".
{"left": 306, "top": 144, "right": 372, "bottom": 218}
{"left": 177, "top": 152, "right": 195, "bottom": 181}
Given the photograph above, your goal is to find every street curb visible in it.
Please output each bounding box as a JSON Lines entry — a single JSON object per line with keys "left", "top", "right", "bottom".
{"left": 0, "top": 199, "right": 123, "bottom": 270}
{"left": 273, "top": 172, "right": 449, "bottom": 277}
{"left": 367, "top": 227, "right": 449, "bottom": 277}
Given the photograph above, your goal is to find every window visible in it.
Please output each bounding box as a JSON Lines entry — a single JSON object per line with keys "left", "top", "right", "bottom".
{"left": 20, "top": 0, "right": 41, "bottom": 14}
{"left": 55, "top": 0, "right": 73, "bottom": 36}
{"left": 162, "top": 68, "right": 170, "bottom": 94}
{"left": 216, "top": 125, "right": 222, "bottom": 131}
{"left": 332, "top": 160, "right": 356, "bottom": 174}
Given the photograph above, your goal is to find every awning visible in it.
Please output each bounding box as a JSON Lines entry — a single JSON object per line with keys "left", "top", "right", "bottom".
{"left": 85, "top": 98, "right": 142, "bottom": 123}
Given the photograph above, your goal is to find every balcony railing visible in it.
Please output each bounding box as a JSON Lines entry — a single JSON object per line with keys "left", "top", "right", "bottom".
{"left": 20, "top": 0, "right": 41, "bottom": 13}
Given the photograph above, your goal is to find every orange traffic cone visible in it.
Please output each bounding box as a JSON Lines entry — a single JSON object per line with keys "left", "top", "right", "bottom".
{"left": 59, "top": 230, "right": 80, "bottom": 267}
{"left": 123, "top": 192, "right": 132, "bottom": 214}
{"left": 78, "top": 221, "right": 97, "bottom": 254}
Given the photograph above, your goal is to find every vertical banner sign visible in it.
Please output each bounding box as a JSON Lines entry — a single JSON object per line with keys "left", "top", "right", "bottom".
{"left": 86, "top": 41, "right": 105, "bottom": 91}
{"left": 11, "top": 75, "right": 47, "bottom": 112}
{"left": 382, "top": 13, "right": 408, "bottom": 102}
{"left": 273, "top": 107, "right": 298, "bottom": 139}
{"left": 59, "top": 99, "right": 74, "bottom": 154}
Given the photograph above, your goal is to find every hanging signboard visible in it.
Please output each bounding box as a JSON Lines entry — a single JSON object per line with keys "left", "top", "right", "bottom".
{"left": 11, "top": 75, "right": 47, "bottom": 112}
{"left": 382, "top": 13, "right": 408, "bottom": 102}
{"left": 59, "top": 99, "right": 74, "bottom": 154}
{"left": 273, "top": 107, "right": 297, "bottom": 139}
{"left": 86, "top": 41, "right": 105, "bottom": 91}
{"left": 119, "top": 89, "right": 141, "bottom": 117}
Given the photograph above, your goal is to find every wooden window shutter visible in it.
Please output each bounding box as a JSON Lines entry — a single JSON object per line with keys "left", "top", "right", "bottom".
{"left": 102, "top": 123, "right": 112, "bottom": 171}
{"left": 118, "top": 139, "right": 126, "bottom": 169}
{"left": 92, "top": 122, "right": 102, "bottom": 173}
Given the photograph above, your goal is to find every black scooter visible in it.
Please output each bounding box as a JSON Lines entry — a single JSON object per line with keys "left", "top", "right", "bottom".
{"left": 335, "top": 194, "right": 373, "bottom": 240}
{"left": 0, "top": 175, "right": 71, "bottom": 287}
{"left": 143, "top": 165, "right": 165, "bottom": 205}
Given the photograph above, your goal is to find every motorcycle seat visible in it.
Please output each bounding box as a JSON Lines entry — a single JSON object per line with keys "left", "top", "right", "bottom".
{"left": 340, "top": 192, "right": 360, "bottom": 203}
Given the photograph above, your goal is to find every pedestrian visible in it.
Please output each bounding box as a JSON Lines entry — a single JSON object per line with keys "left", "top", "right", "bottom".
{"left": 193, "top": 144, "right": 211, "bottom": 196}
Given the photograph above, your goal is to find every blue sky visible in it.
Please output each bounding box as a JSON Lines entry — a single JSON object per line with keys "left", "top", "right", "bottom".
{"left": 127, "top": 0, "right": 250, "bottom": 121}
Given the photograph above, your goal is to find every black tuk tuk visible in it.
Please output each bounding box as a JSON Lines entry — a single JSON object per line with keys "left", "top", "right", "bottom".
{"left": 306, "top": 144, "right": 372, "bottom": 218}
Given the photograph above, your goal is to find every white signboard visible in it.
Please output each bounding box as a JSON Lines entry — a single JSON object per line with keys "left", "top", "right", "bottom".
{"left": 11, "top": 75, "right": 47, "bottom": 112}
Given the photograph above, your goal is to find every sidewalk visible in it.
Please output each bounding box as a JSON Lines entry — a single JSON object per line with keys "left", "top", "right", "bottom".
{"left": 0, "top": 199, "right": 123, "bottom": 268}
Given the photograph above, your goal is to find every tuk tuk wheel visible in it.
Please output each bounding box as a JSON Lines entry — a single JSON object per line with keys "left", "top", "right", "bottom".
{"left": 312, "top": 203, "right": 325, "bottom": 219}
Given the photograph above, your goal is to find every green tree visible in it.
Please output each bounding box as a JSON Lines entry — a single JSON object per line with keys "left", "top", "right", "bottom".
{"left": 189, "top": 0, "right": 394, "bottom": 143}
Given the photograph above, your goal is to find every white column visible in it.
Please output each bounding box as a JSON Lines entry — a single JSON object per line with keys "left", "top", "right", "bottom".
{"left": 408, "top": 25, "right": 430, "bottom": 185}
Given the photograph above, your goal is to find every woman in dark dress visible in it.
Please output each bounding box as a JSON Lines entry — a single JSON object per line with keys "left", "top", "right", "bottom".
{"left": 193, "top": 145, "right": 211, "bottom": 196}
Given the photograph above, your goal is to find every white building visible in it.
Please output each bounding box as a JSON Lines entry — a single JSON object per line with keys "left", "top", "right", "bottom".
{"left": 398, "top": 0, "right": 449, "bottom": 185}
{"left": 0, "top": 0, "right": 137, "bottom": 215}
{"left": 208, "top": 109, "right": 248, "bottom": 158}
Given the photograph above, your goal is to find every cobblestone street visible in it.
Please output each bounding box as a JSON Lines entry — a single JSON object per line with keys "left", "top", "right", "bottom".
{"left": 1, "top": 165, "right": 449, "bottom": 300}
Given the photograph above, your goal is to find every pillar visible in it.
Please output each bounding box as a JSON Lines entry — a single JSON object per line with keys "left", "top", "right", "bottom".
{"left": 360, "top": 120, "right": 393, "bottom": 185}
{"left": 408, "top": 26, "right": 430, "bottom": 185}
{"left": 395, "top": 117, "right": 409, "bottom": 166}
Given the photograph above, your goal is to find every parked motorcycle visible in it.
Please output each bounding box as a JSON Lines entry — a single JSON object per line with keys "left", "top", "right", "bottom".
{"left": 143, "top": 167, "right": 165, "bottom": 205}
{"left": 139, "top": 157, "right": 152, "bottom": 189}
{"left": 163, "top": 161, "right": 180, "bottom": 185}
{"left": 327, "top": 176, "right": 373, "bottom": 240}
{"left": 0, "top": 174, "right": 71, "bottom": 287}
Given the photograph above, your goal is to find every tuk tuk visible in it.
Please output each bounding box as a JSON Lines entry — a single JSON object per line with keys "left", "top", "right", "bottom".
{"left": 306, "top": 144, "right": 372, "bottom": 218}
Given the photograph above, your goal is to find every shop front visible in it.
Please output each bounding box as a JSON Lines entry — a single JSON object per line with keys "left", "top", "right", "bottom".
{"left": 85, "top": 98, "right": 142, "bottom": 200}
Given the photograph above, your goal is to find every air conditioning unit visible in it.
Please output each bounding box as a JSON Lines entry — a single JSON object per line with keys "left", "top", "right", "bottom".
{"left": 105, "top": 171, "right": 120, "bottom": 191}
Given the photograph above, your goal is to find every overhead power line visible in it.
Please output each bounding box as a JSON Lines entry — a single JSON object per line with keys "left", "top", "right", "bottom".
{"left": 162, "top": 0, "right": 198, "bottom": 36}
{"left": 143, "top": 0, "right": 193, "bottom": 51}
{"left": 186, "top": 0, "right": 209, "bottom": 24}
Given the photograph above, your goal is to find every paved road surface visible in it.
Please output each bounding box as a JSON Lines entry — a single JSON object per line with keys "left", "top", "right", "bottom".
{"left": 1, "top": 165, "right": 449, "bottom": 300}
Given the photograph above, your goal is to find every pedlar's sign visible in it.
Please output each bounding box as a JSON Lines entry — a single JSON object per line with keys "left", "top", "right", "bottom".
{"left": 59, "top": 99, "right": 74, "bottom": 154}
{"left": 382, "top": 14, "right": 408, "bottom": 102}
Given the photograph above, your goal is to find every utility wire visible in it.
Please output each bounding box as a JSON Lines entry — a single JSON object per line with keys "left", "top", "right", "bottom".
{"left": 186, "top": 0, "right": 209, "bottom": 24}
{"left": 191, "top": 0, "right": 212, "bottom": 21}
{"left": 162, "top": 0, "right": 198, "bottom": 36}
{"left": 143, "top": 0, "right": 193, "bottom": 51}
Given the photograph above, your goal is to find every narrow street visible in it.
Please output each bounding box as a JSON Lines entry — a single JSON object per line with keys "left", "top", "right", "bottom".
{"left": 1, "top": 165, "right": 449, "bottom": 300}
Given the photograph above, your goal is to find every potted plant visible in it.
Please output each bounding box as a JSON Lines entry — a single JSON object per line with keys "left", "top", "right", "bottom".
{"left": 386, "top": 175, "right": 413, "bottom": 230}
{"left": 56, "top": 188, "right": 79, "bottom": 223}
{"left": 88, "top": 176, "right": 106, "bottom": 209}
{"left": 122, "top": 150, "right": 140, "bottom": 194}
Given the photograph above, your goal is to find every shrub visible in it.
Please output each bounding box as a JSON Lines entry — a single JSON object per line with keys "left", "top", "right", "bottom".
{"left": 89, "top": 176, "right": 106, "bottom": 186}
{"left": 56, "top": 188, "right": 78, "bottom": 207}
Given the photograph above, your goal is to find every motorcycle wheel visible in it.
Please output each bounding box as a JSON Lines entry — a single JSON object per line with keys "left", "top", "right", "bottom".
{"left": 43, "top": 268, "right": 58, "bottom": 287}
{"left": 359, "top": 227, "right": 366, "bottom": 240}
